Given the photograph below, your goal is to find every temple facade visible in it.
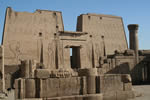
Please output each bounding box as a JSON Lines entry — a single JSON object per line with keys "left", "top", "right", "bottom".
{"left": 0, "top": 7, "right": 150, "bottom": 100}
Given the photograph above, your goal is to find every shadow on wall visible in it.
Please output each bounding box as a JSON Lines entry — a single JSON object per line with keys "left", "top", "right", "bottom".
{"left": 4, "top": 65, "right": 20, "bottom": 90}
{"left": 106, "top": 58, "right": 150, "bottom": 85}
{"left": 130, "top": 56, "right": 150, "bottom": 85}
{"left": 107, "top": 62, "right": 130, "bottom": 74}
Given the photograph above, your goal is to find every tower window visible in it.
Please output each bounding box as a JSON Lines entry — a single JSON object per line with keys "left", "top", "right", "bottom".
{"left": 39, "top": 32, "right": 42, "bottom": 37}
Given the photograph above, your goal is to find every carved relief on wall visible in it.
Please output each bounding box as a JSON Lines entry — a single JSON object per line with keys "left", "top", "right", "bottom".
{"left": 86, "top": 41, "right": 93, "bottom": 67}
{"left": 47, "top": 40, "right": 56, "bottom": 69}
{"left": 8, "top": 41, "right": 23, "bottom": 64}
{"left": 56, "top": 40, "right": 63, "bottom": 68}
{"left": 95, "top": 42, "right": 102, "bottom": 67}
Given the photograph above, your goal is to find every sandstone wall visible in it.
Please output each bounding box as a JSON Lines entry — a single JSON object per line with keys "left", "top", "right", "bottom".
{"left": 77, "top": 13, "right": 128, "bottom": 57}
{"left": 114, "top": 56, "right": 150, "bottom": 84}
{"left": 14, "top": 74, "right": 134, "bottom": 100}
{"left": 99, "top": 55, "right": 149, "bottom": 84}
{"left": 2, "top": 7, "right": 64, "bottom": 69}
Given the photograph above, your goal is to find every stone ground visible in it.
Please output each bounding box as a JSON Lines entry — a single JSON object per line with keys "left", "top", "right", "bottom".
{"left": 130, "top": 85, "right": 150, "bottom": 100}
{"left": 0, "top": 85, "right": 150, "bottom": 100}
{"left": 0, "top": 90, "right": 15, "bottom": 100}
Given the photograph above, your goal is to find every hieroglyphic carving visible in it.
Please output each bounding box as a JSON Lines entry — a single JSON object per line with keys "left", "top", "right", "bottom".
{"left": 57, "top": 40, "right": 64, "bottom": 68}
{"left": 95, "top": 42, "right": 102, "bottom": 67}
{"left": 47, "top": 40, "right": 56, "bottom": 69}
{"left": 8, "top": 41, "right": 23, "bottom": 64}
{"left": 86, "top": 41, "right": 93, "bottom": 67}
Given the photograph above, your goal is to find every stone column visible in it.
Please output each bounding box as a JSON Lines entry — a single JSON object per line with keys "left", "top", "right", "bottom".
{"left": 128, "top": 24, "right": 139, "bottom": 63}
{"left": 0, "top": 46, "right": 5, "bottom": 92}
{"left": 78, "top": 68, "right": 97, "bottom": 94}
{"left": 87, "top": 76, "right": 96, "bottom": 94}
{"left": 14, "top": 78, "right": 25, "bottom": 99}
{"left": 25, "top": 79, "right": 36, "bottom": 98}
{"left": 86, "top": 68, "right": 97, "bottom": 94}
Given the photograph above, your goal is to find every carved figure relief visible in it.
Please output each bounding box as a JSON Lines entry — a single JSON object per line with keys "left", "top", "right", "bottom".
{"left": 48, "top": 40, "right": 56, "bottom": 68}
{"left": 8, "top": 41, "right": 22, "bottom": 63}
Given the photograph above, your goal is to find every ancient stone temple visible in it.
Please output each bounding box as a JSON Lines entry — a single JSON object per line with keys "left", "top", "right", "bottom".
{"left": 0, "top": 7, "right": 150, "bottom": 100}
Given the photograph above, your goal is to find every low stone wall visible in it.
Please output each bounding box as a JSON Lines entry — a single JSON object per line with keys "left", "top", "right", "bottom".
{"left": 15, "top": 77, "right": 83, "bottom": 99}
{"left": 96, "top": 74, "right": 134, "bottom": 100}
{"left": 14, "top": 74, "right": 134, "bottom": 100}
{"left": 16, "top": 94, "right": 103, "bottom": 100}
{"left": 96, "top": 74, "right": 123, "bottom": 93}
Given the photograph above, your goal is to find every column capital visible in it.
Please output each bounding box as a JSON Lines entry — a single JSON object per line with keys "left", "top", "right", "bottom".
{"left": 128, "top": 24, "right": 139, "bottom": 31}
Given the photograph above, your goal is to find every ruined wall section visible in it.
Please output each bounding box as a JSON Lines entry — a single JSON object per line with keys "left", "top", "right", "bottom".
{"left": 77, "top": 14, "right": 128, "bottom": 59}
{"left": 113, "top": 56, "right": 148, "bottom": 84}
{"left": 2, "top": 7, "right": 64, "bottom": 70}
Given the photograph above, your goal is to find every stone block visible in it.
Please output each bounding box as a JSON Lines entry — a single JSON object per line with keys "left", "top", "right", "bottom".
{"left": 116, "top": 91, "right": 135, "bottom": 100}
{"left": 75, "top": 77, "right": 82, "bottom": 95}
{"left": 35, "top": 69, "right": 50, "bottom": 78}
{"left": 78, "top": 68, "right": 98, "bottom": 76}
{"left": 121, "top": 74, "right": 132, "bottom": 83}
{"left": 103, "top": 90, "right": 135, "bottom": 100}
{"left": 58, "top": 77, "right": 81, "bottom": 96}
{"left": 20, "top": 60, "right": 30, "bottom": 78}
{"left": 61, "top": 96, "right": 75, "bottom": 100}
{"left": 14, "top": 78, "right": 25, "bottom": 99}
{"left": 97, "top": 74, "right": 123, "bottom": 93}
{"left": 116, "top": 91, "right": 127, "bottom": 100}
{"left": 124, "top": 91, "right": 135, "bottom": 99}
{"left": 124, "top": 50, "right": 135, "bottom": 56}
{"left": 58, "top": 78, "right": 72, "bottom": 96}
{"left": 15, "top": 89, "right": 19, "bottom": 99}
{"left": 87, "top": 76, "right": 96, "bottom": 94}
{"left": 46, "top": 94, "right": 103, "bottom": 100}
{"left": 71, "top": 77, "right": 81, "bottom": 95}
{"left": 75, "top": 95, "right": 83, "bottom": 100}
{"left": 25, "top": 79, "right": 36, "bottom": 98}
{"left": 20, "top": 59, "right": 38, "bottom": 78}
{"left": 29, "top": 60, "right": 37, "bottom": 78}
{"left": 103, "top": 91, "right": 116, "bottom": 100}
{"left": 39, "top": 77, "right": 82, "bottom": 98}
{"left": 80, "top": 76, "right": 87, "bottom": 95}
{"left": 83, "top": 94, "right": 103, "bottom": 100}
{"left": 40, "top": 78, "right": 59, "bottom": 98}
{"left": 123, "top": 83, "right": 132, "bottom": 91}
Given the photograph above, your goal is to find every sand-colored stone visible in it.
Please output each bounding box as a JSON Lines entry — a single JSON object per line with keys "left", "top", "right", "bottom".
{"left": 35, "top": 69, "right": 50, "bottom": 78}
{"left": 1, "top": 7, "right": 150, "bottom": 100}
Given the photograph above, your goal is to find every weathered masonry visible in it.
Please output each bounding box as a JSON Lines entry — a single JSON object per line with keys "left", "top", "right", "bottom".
{"left": 0, "top": 7, "right": 150, "bottom": 100}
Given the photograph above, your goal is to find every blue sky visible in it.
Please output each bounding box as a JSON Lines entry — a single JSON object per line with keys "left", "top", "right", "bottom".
{"left": 0, "top": 0, "right": 150, "bottom": 49}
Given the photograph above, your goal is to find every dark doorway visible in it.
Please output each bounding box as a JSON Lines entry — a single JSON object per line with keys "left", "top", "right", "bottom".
{"left": 70, "top": 47, "right": 81, "bottom": 69}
